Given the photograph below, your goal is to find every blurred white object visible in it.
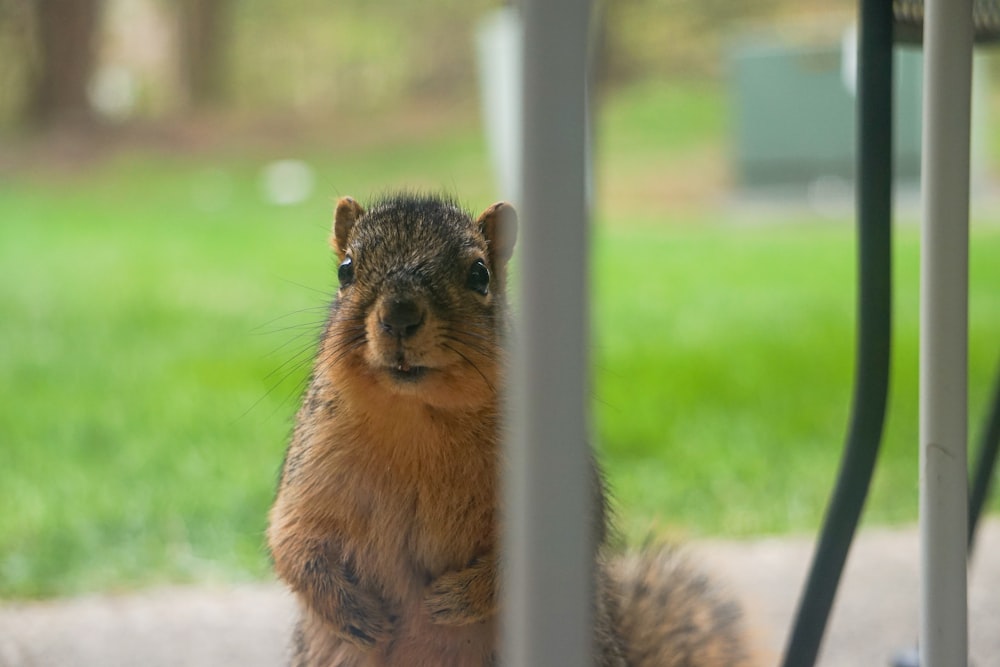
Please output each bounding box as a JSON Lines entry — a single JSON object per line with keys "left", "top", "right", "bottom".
{"left": 89, "top": 64, "right": 138, "bottom": 120}
{"left": 260, "top": 160, "right": 315, "bottom": 206}
{"left": 841, "top": 26, "right": 857, "bottom": 98}
{"left": 476, "top": 7, "right": 523, "bottom": 205}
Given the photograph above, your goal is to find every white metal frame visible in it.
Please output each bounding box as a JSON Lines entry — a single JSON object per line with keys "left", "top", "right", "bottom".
{"left": 920, "top": 1, "right": 974, "bottom": 665}
{"left": 503, "top": 0, "right": 594, "bottom": 665}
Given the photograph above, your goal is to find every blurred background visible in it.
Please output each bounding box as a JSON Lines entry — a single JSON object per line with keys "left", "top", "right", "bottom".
{"left": 1, "top": 0, "right": 999, "bottom": 600}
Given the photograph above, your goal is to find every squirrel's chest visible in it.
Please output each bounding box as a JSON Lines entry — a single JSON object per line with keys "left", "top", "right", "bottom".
{"left": 334, "top": 419, "right": 499, "bottom": 571}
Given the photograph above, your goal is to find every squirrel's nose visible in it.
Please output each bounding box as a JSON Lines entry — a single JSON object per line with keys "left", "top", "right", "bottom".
{"left": 380, "top": 298, "right": 425, "bottom": 339}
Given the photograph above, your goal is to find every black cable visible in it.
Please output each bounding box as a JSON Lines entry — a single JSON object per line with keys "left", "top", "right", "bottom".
{"left": 969, "top": 358, "right": 1000, "bottom": 551}
{"left": 779, "top": 0, "right": 894, "bottom": 664}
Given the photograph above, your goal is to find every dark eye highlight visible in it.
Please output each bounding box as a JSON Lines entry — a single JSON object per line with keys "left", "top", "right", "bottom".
{"left": 467, "top": 259, "right": 490, "bottom": 296}
{"left": 338, "top": 257, "right": 355, "bottom": 287}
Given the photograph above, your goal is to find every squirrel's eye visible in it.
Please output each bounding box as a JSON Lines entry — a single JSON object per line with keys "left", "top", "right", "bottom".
{"left": 467, "top": 259, "right": 490, "bottom": 296}
{"left": 338, "top": 257, "right": 355, "bottom": 287}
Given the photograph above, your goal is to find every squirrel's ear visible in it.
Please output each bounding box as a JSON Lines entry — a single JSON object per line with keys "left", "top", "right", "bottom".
{"left": 477, "top": 202, "right": 518, "bottom": 268}
{"left": 332, "top": 197, "right": 365, "bottom": 260}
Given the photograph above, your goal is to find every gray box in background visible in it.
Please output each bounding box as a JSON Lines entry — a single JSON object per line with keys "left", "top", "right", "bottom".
{"left": 729, "top": 32, "right": 923, "bottom": 191}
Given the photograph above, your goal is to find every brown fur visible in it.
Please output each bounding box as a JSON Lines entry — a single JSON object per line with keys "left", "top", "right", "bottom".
{"left": 268, "top": 193, "right": 754, "bottom": 667}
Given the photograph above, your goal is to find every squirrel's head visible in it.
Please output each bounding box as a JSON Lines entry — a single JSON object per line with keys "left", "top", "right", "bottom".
{"left": 321, "top": 193, "right": 517, "bottom": 410}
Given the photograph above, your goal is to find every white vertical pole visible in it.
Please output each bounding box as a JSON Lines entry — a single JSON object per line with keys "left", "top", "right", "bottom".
{"left": 919, "top": 0, "right": 973, "bottom": 665}
{"left": 503, "top": 0, "right": 593, "bottom": 666}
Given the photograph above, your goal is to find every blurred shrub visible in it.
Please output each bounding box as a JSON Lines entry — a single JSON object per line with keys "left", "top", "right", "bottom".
{"left": 600, "top": 0, "right": 852, "bottom": 82}
{"left": 0, "top": 1, "right": 37, "bottom": 126}
{"left": 0, "top": 0, "right": 863, "bottom": 129}
{"left": 228, "top": 0, "right": 493, "bottom": 113}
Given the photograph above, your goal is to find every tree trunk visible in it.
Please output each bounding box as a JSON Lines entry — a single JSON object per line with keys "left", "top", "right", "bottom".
{"left": 29, "top": 0, "right": 101, "bottom": 126}
{"left": 178, "top": 0, "right": 231, "bottom": 108}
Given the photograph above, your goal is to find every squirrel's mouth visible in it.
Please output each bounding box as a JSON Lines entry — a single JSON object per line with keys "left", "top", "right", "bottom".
{"left": 385, "top": 363, "right": 430, "bottom": 383}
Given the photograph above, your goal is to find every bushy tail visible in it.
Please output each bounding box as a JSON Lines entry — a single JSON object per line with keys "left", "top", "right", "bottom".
{"left": 608, "top": 546, "right": 753, "bottom": 667}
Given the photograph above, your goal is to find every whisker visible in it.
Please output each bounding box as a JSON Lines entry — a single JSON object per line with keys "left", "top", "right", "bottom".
{"left": 278, "top": 277, "right": 337, "bottom": 299}
{"left": 240, "top": 350, "right": 315, "bottom": 421}
{"left": 264, "top": 341, "right": 321, "bottom": 382}
{"left": 442, "top": 342, "right": 495, "bottom": 394}
{"left": 251, "top": 306, "right": 330, "bottom": 334}
{"left": 441, "top": 328, "right": 500, "bottom": 350}
{"left": 441, "top": 325, "right": 496, "bottom": 345}
{"left": 440, "top": 334, "right": 493, "bottom": 359}
{"left": 322, "top": 332, "right": 368, "bottom": 367}
{"left": 256, "top": 320, "right": 328, "bottom": 338}
{"left": 264, "top": 325, "right": 326, "bottom": 359}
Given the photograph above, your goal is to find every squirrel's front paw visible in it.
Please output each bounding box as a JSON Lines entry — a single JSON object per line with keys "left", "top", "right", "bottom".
{"left": 424, "top": 558, "right": 497, "bottom": 626}
{"left": 327, "top": 585, "right": 395, "bottom": 648}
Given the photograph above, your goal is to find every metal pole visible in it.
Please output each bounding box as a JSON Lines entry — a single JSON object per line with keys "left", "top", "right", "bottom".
{"left": 920, "top": 0, "right": 973, "bottom": 664}
{"left": 504, "top": 1, "right": 593, "bottom": 666}
{"left": 780, "top": 0, "right": 893, "bottom": 663}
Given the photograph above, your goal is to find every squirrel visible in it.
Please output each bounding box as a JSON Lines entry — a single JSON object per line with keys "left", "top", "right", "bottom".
{"left": 267, "top": 193, "right": 753, "bottom": 667}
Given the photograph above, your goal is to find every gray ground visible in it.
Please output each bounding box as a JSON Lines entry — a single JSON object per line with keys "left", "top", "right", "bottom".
{"left": 1, "top": 519, "right": 998, "bottom": 667}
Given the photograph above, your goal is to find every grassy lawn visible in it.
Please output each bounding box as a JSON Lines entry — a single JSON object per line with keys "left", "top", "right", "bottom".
{"left": 2, "top": 82, "right": 1000, "bottom": 598}
{"left": 594, "top": 222, "right": 1000, "bottom": 542}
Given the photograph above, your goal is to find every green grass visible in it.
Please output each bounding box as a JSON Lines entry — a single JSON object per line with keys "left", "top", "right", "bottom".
{"left": 0, "top": 165, "right": 320, "bottom": 596}
{"left": 594, "top": 221, "right": 1000, "bottom": 542}
{"left": 599, "top": 80, "right": 726, "bottom": 156}
{"left": 2, "top": 81, "right": 1000, "bottom": 598}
